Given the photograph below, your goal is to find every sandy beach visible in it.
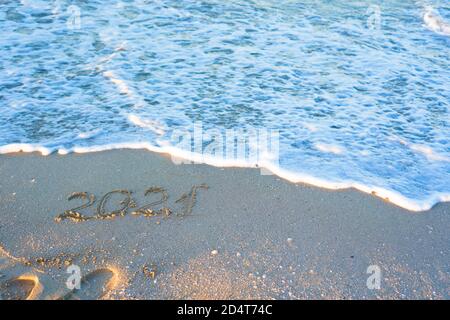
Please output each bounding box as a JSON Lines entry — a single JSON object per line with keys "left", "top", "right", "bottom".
{"left": 0, "top": 149, "right": 448, "bottom": 300}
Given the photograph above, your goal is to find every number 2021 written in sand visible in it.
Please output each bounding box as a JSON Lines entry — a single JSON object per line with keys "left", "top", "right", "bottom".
{"left": 55, "top": 184, "right": 208, "bottom": 223}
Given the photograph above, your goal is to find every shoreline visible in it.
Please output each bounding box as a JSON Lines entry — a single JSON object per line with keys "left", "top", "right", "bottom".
{"left": 0, "top": 143, "right": 448, "bottom": 212}
{"left": 0, "top": 149, "right": 449, "bottom": 299}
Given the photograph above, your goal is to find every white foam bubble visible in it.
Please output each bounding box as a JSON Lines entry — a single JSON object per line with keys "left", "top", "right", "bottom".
{"left": 314, "top": 143, "right": 345, "bottom": 155}
{"left": 423, "top": 6, "right": 450, "bottom": 36}
{"left": 128, "top": 114, "right": 165, "bottom": 136}
{"left": 0, "top": 144, "right": 52, "bottom": 156}
{"left": 409, "top": 144, "right": 450, "bottom": 163}
{"left": 303, "top": 123, "right": 318, "bottom": 132}
{"left": 77, "top": 129, "right": 102, "bottom": 140}
{"left": 103, "top": 71, "right": 133, "bottom": 96}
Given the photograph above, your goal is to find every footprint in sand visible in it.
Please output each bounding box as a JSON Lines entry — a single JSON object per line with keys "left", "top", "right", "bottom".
{"left": 60, "top": 268, "right": 118, "bottom": 300}
{"left": 0, "top": 247, "right": 43, "bottom": 300}
{"left": 0, "top": 274, "right": 42, "bottom": 300}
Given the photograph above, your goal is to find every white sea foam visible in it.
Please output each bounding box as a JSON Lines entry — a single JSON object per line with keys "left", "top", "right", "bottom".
{"left": 128, "top": 115, "right": 165, "bottom": 136}
{"left": 77, "top": 129, "right": 102, "bottom": 140}
{"left": 303, "top": 123, "right": 318, "bottom": 132}
{"left": 0, "top": 144, "right": 53, "bottom": 156}
{"left": 409, "top": 144, "right": 450, "bottom": 163}
{"left": 0, "top": 141, "right": 449, "bottom": 212}
{"left": 393, "top": 137, "right": 450, "bottom": 163}
{"left": 314, "top": 143, "right": 345, "bottom": 155}
{"left": 103, "top": 71, "right": 133, "bottom": 96}
{"left": 423, "top": 6, "right": 450, "bottom": 36}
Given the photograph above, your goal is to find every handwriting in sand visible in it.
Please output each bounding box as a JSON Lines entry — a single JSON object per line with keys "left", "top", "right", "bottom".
{"left": 55, "top": 184, "right": 208, "bottom": 223}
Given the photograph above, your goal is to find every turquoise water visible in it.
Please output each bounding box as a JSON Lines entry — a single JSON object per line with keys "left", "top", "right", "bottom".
{"left": 0, "top": 0, "right": 449, "bottom": 211}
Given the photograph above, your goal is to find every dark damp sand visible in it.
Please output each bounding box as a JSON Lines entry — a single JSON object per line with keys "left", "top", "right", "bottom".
{"left": 0, "top": 150, "right": 449, "bottom": 300}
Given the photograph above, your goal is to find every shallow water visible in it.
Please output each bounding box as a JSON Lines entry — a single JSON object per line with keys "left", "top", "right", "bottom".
{"left": 0, "top": 0, "right": 449, "bottom": 211}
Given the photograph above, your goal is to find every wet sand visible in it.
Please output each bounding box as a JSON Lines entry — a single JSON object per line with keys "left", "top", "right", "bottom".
{"left": 0, "top": 149, "right": 449, "bottom": 299}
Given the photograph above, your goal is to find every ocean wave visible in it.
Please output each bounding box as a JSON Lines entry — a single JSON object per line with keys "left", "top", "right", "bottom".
{"left": 0, "top": 0, "right": 449, "bottom": 213}
{"left": 0, "top": 141, "right": 449, "bottom": 212}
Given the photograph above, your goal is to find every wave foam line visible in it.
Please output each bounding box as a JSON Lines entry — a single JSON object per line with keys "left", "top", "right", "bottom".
{"left": 128, "top": 114, "right": 166, "bottom": 136}
{"left": 1, "top": 142, "right": 449, "bottom": 212}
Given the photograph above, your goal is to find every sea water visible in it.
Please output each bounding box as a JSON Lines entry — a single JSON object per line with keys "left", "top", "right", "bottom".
{"left": 0, "top": 0, "right": 449, "bottom": 211}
